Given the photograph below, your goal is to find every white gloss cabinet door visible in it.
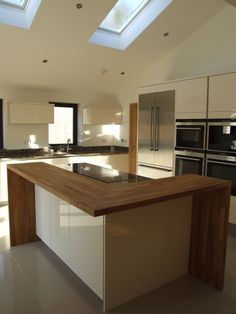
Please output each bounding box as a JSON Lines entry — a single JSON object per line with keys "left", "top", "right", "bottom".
{"left": 35, "top": 185, "right": 51, "bottom": 247}
{"left": 50, "top": 196, "right": 70, "bottom": 265}
{"left": 69, "top": 205, "right": 104, "bottom": 299}
{"left": 175, "top": 77, "right": 208, "bottom": 119}
{"left": 209, "top": 72, "right": 236, "bottom": 118}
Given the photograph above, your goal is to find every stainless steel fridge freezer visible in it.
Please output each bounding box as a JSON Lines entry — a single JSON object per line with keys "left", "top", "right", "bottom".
{"left": 138, "top": 90, "right": 175, "bottom": 173}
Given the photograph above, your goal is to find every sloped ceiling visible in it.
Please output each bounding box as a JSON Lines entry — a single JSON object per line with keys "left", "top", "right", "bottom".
{"left": 0, "top": 0, "right": 227, "bottom": 95}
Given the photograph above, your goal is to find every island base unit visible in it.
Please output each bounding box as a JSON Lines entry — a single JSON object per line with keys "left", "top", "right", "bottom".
{"left": 7, "top": 164, "right": 231, "bottom": 312}
{"left": 35, "top": 186, "right": 192, "bottom": 311}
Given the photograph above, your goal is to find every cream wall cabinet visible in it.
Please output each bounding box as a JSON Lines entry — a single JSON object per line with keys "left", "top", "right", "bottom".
{"left": 175, "top": 77, "right": 208, "bottom": 119}
{"left": 139, "top": 82, "right": 177, "bottom": 95}
{"left": 209, "top": 73, "right": 236, "bottom": 118}
{"left": 83, "top": 108, "right": 122, "bottom": 125}
{"left": 8, "top": 102, "right": 54, "bottom": 124}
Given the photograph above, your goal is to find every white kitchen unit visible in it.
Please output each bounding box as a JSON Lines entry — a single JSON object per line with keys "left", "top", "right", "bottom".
{"left": 208, "top": 72, "right": 236, "bottom": 118}
{"left": 8, "top": 102, "right": 54, "bottom": 124}
{"left": 69, "top": 204, "right": 103, "bottom": 299}
{"left": 35, "top": 186, "right": 104, "bottom": 299}
{"left": 35, "top": 186, "right": 51, "bottom": 247}
{"left": 139, "top": 81, "right": 177, "bottom": 95}
{"left": 138, "top": 164, "right": 172, "bottom": 179}
{"left": 175, "top": 77, "right": 208, "bottom": 119}
{"left": 83, "top": 107, "right": 122, "bottom": 125}
{"left": 34, "top": 184, "right": 191, "bottom": 311}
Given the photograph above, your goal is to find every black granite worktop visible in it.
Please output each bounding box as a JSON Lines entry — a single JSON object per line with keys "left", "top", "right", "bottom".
{"left": 0, "top": 146, "right": 128, "bottom": 160}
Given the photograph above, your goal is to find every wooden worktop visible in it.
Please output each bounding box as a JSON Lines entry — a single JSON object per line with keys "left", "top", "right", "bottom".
{"left": 7, "top": 162, "right": 231, "bottom": 217}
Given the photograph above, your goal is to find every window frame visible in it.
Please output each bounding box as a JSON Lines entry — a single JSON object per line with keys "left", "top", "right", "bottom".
{"left": 0, "top": 99, "right": 3, "bottom": 149}
{"left": 49, "top": 102, "right": 78, "bottom": 147}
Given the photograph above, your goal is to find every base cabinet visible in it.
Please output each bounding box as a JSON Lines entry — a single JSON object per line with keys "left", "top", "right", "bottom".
{"left": 35, "top": 186, "right": 103, "bottom": 299}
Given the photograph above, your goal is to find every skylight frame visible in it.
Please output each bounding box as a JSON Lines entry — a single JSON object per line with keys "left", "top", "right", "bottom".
{"left": 0, "top": 0, "right": 41, "bottom": 28}
{"left": 89, "top": 0, "right": 173, "bottom": 50}
{"left": 98, "top": 0, "right": 152, "bottom": 35}
{"left": 0, "top": 0, "right": 28, "bottom": 10}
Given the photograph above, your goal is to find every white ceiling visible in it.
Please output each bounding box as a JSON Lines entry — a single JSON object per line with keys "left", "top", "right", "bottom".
{"left": 0, "top": 0, "right": 227, "bottom": 95}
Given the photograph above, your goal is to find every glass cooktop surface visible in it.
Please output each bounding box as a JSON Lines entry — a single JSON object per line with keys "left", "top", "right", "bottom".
{"left": 72, "top": 163, "right": 149, "bottom": 183}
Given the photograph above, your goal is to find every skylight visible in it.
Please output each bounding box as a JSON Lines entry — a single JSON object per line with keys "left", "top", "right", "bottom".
{"left": 89, "top": 0, "right": 173, "bottom": 50}
{"left": 99, "top": 0, "right": 151, "bottom": 35}
{"left": 0, "top": 0, "right": 41, "bottom": 28}
{"left": 0, "top": 0, "right": 27, "bottom": 9}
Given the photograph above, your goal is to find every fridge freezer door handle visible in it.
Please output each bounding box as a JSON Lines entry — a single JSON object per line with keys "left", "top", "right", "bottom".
{"left": 155, "top": 107, "right": 159, "bottom": 151}
{"left": 150, "top": 107, "right": 154, "bottom": 151}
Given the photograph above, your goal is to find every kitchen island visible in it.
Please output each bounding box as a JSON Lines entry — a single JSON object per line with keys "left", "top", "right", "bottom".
{"left": 7, "top": 162, "right": 231, "bottom": 311}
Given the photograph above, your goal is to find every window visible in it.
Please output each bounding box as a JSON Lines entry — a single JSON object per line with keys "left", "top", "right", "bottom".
{"left": 48, "top": 103, "right": 78, "bottom": 146}
{"left": 0, "top": 0, "right": 28, "bottom": 10}
{"left": 99, "top": 0, "right": 151, "bottom": 34}
{"left": 0, "top": 99, "right": 3, "bottom": 149}
{"left": 89, "top": 0, "right": 173, "bottom": 50}
{"left": 0, "top": 0, "right": 41, "bottom": 29}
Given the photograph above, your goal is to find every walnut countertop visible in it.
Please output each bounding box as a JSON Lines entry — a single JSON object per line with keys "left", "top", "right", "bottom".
{"left": 7, "top": 162, "right": 231, "bottom": 217}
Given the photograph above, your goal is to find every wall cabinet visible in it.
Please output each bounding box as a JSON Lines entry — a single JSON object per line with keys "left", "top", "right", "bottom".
{"left": 8, "top": 102, "right": 54, "bottom": 124}
{"left": 209, "top": 72, "right": 236, "bottom": 118}
{"left": 83, "top": 108, "right": 122, "bottom": 125}
{"left": 175, "top": 77, "right": 208, "bottom": 119}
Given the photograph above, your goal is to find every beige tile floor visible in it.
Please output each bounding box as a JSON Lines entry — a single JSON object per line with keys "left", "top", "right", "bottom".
{"left": 0, "top": 204, "right": 235, "bottom": 314}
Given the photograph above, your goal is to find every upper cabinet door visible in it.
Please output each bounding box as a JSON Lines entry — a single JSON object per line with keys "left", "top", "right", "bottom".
{"left": 175, "top": 77, "right": 208, "bottom": 119}
{"left": 209, "top": 73, "right": 236, "bottom": 117}
{"left": 83, "top": 108, "right": 122, "bottom": 125}
{"left": 8, "top": 102, "right": 54, "bottom": 124}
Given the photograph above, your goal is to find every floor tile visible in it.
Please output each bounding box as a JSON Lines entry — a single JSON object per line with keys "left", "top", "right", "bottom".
{"left": 0, "top": 251, "right": 48, "bottom": 314}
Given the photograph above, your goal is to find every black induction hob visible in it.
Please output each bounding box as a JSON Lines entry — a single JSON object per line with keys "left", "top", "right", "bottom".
{"left": 72, "top": 163, "right": 149, "bottom": 183}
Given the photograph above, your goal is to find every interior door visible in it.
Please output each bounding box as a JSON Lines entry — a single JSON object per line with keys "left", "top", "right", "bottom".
{"left": 138, "top": 93, "right": 155, "bottom": 165}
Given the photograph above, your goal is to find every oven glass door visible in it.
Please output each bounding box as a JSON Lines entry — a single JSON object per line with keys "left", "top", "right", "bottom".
{"left": 176, "top": 125, "right": 205, "bottom": 149}
{"left": 207, "top": 159, "right": 236, "bottom": 195}
{"left": 208, "top": 125, "right": 236, "bottom": 152}
{"left": 175, "top": 155, "right": 203, "bottom": 176}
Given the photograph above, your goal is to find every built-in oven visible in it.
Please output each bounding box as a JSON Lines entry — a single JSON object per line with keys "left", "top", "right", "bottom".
{"left": 176, "top": 120, "right": 206, "bottom": 150}
{"left": 206, "top": 153, "right": 236, "bottom": 196}
{"left": 175, "top": 150, "right": 205, "bottom": 176}
{"left": 207, "top": 120, "right": 236, "bottom": 153}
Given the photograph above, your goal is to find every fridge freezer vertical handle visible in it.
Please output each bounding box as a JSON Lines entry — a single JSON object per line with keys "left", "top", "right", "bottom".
{"left": 155, "top": 107, "right": 159, "bottom": 151}
{"left": 150, "top": 107, "right": 154, "bottom": 151}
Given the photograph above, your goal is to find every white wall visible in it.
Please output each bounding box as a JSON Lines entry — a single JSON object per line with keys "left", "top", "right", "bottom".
{"left": 0, "top": 87, "right": 127, "bottom": 149}
{"left": 117, "top": 5, "right": 236, "bottom": 143}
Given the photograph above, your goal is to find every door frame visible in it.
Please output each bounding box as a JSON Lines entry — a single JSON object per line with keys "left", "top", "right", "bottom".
{"left": 129, "top": 103, "right": 137, "bottom": 174}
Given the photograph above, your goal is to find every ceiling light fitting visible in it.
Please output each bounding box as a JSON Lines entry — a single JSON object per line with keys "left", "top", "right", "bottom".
{"left": 42, "top": 59, "right": 48, "bottom": 63}
{"left": 163, "top": 32, "right": 169, "bottom": 37}
{"left": 76, "top": 3, "right": 82, "bottom": 9}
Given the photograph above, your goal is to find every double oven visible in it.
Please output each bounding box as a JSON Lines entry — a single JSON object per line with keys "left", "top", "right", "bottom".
{"left": 175, "top": 119, "right": 236, "bottom": 196}
{"left": 175, "top": 120, "right": 206, "bottom": 176}
{"left": 206, "top": 120, "right": 236, "bottom": 196}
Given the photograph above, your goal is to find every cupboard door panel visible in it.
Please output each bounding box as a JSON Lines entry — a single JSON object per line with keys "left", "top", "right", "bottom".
{"left": 69, "top": 205, "right": 104, "bottom": 299}
{"left": 209, "top": 73, "right": 236, "bottom": 113}
{"left": 176, "top": 78, "right": 207, "bottom": 117}
{"left": 35, "top": 185, "right": 51, "bottom": 247}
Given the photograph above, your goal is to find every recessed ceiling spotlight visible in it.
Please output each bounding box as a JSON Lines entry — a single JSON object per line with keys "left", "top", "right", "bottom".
{"left": 42, "top": 59, "right": 48, "bottom": 63}
{"left": 120, "top": 72, "right": 125, "bottom": 75}
{"left": 100, "top": 68, "right": 108, "bottom": 75}
{"left": 163, "top": 32, "right": 169, "bottom": 37}
{"left": 76, "top": 3, "right": 83, "bottom": 9}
